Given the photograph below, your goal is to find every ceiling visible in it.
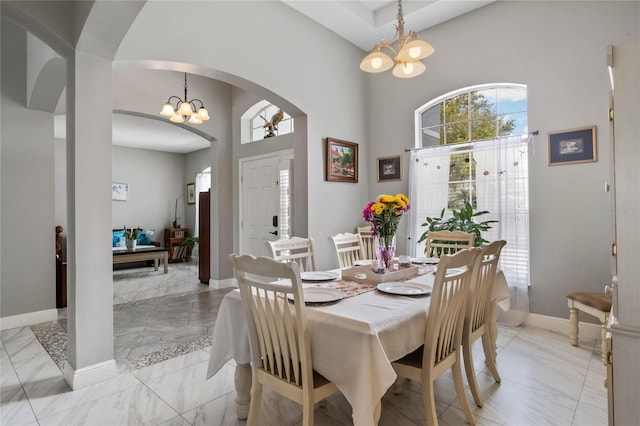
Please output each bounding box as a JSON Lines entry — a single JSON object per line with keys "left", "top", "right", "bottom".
{"left": 284, "top": 0, "right": 494, "bottom": 51}
{"left": 56, "top": 0, "right": 493, "bottom": 154}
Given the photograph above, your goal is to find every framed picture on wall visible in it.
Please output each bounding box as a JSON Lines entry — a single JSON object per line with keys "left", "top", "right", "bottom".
{"left": 377, "top": 155, "right": 402, "bottom": 182}
{"left": 186, "top": 182, "right": 196, "bottom": 205}
{"left": 325, "top": 138, "right": 358, "bottom": 183}
{"left": 548, "top": 126, "right": 597, "bottom": 166}
{"left": 112, "top": 182, "right": 128, "bottom": 201}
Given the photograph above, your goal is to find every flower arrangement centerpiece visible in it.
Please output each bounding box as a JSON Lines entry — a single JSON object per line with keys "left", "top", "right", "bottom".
{"left": 363, "top": 193, "right": 410, "bottom": 272}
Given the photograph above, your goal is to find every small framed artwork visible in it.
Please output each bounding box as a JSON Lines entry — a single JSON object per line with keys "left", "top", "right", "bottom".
{"left": 112, "top": 182, "right": 128, "bottom": 201}
{"left": 326, "top": 137, "right": 358, "bottom": 183}
{"left": 548, "top": 126, "right": 597, "bottom": 166}
{"left": 186, "top": 182, "right": 196, "bottom": 205}
{"left": 377, "top": 155, "right": 402, "bottom": 182}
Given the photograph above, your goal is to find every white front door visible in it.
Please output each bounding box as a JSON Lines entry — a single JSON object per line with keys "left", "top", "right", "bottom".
{"left": 240, "top": 151, "right": 293, "bottom": 256}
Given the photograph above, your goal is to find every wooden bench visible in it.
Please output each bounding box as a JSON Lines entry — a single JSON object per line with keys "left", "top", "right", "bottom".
{"left": 113, "top": 247, "right": 169, "bottom": 273}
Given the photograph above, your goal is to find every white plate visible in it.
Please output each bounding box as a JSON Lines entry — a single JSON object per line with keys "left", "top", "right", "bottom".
{"left": 354, "top": 259, "right": 376, "bottom": 266}
{"left": 287, "top": 288, "right": 346, "bottom": 305}
{"left": 410, "top": 257, "right": 439, "bottom": 265}
{"left": 377, "top": 282, "right": 432, "bottom": 296}
{"left": 300, "top": 271, "right": 339, "bottom": 282}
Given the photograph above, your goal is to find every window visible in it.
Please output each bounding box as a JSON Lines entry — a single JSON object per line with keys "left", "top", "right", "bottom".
{"left": 410, "top": 84, "right": 530, "bottom": 323}
{"left": 418, "top": 84, "right": 527, "bottom": 210}
{"left": 242, "top": 100, "right": 294, "bottom": 143}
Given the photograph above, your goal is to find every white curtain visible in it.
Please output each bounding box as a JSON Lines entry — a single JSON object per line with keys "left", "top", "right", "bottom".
{"left": 474, "top": 135, "right": 531, "bottom": 326}
{"left": 407, "top": 145, "right": 453, "bottom": 257}
{"left": 194, "top": 168, "right": 211, "bottom": 238}
{"left": 408, "top": 135, "right": 531, "bottom": 325}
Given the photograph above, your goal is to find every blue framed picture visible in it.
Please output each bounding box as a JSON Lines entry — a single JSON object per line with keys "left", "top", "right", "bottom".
{"left": 548, "top": 126, "right": 597, "bottom": 166}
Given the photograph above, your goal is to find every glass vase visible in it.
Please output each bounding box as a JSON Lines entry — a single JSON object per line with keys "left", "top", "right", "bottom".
{"left": 376, "top": 235, "right": 396, "bottom": 273}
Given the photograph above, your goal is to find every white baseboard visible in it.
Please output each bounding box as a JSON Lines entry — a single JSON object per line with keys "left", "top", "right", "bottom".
{"left": 526, "top": 313, "right": 603, "bottom": 340}
{"left": 63, "top": 359, "right": 118, "bottom": 390}
{"left": 208, "top": 277, "right": 236, "bottom": 289}
{"left": 0, "top": 308, "right": 58, "bottom": 330}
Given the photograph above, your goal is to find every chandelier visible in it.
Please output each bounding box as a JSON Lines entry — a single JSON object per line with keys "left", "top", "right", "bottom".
{"left": 160, "top": 73, "right": 210, "bottom": 124}
{"left": 360, "top": 0, "right": 434, "bottom": 79}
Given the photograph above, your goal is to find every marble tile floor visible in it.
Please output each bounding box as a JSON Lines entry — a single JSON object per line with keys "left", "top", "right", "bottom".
{"left": 28, "top": 262, "right": 233, "bottom": 372}
{"left": 2, "top": 312, "right": 608, "bottom": 425}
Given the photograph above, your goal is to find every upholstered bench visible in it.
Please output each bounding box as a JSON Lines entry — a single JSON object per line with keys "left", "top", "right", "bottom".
{"left": 567, "top": 291, "right": 612, "bottom": 363}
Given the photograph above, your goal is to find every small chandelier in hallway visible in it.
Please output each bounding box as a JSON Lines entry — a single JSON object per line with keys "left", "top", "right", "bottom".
{"left": 359, "top": 0, "right": 434, "bottom": 79}
{"left": 160, "top": 73, "right": 210, "bottom": 124}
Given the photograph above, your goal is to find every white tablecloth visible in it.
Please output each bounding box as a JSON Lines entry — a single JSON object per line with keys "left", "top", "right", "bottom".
{"left": 206, "top": 270, "right": 510, "bottom": 425}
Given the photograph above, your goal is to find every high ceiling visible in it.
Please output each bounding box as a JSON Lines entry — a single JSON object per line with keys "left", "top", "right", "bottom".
{"left": 283, "top": 0, "right": 494, "bottom": 51}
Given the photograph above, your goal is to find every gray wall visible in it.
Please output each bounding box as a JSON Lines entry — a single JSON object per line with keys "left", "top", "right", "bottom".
{"left": 112, "top": 146, "right": 185, "bottom": 245}
{"left": 1, "top": 19, "right": 56, "bottom": 317}
{"left": 365, "top": 0, "right": 639, "bottom": 319}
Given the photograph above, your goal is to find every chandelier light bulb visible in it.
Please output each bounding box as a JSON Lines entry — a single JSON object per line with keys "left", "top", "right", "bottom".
{"left": 188, "top": 114, "right": 203, "bottom": 124}
{"left": 160, "top": 102, "right": 174, "bottom": 116}
{"left": 178, "top": 101, "right": 193, "bottom": 116}
{"left": 169, "top": 112, "right": 184, "bottom": 123}
{"left": 196, "top": 107, "right": 210, "bottom": 121}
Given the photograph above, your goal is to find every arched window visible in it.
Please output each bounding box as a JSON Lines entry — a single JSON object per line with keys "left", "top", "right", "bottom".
{"left": 241, "top": 100, "right": 294, "bottom": 143}
{"left": 410, "top": 84, "right": 530, "bottom": 322}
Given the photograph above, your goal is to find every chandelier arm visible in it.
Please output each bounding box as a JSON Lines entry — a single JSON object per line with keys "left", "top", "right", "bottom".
{"left": 166, "top": 95, "right": 183, "bottom": 108}
{"left": 376, "top": 42, "right": 399, "bottom": 57}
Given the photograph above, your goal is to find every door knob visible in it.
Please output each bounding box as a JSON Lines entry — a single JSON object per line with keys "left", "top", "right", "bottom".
{"left": 269, "top": 230, "right": 278, "bottom": 236}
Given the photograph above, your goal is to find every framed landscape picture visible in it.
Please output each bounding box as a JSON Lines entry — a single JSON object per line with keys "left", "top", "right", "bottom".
{"left": 548, "top": 126, "right": 597, "bottom": 166}
{"left": 326, "top": 138, "right": 358, "bottom": 183}
{"left": 377, "top": 155, "right": 402, "bottom": 182}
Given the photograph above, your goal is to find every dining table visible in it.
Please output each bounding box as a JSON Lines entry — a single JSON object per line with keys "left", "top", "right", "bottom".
{"left": 206, "top": 263, "right": 510, "bottom": 426}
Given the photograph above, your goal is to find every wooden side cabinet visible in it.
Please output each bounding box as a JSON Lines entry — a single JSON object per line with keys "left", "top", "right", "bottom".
{"left": 164, "top": 228, "right": 188, "bottom": 263}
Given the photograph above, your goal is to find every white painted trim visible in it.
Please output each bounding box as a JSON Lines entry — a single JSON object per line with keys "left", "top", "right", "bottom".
{"left": 63, "top": 359, "right": 118, "bottom": 390}
{"left": 209, "top": 277, "right": 237, "bottom": 290}
{"left": 0, "top": 309, "right": 58, "bottom": 330}
{"left": 526, "top": 313, "right": 602, "bottom": 341}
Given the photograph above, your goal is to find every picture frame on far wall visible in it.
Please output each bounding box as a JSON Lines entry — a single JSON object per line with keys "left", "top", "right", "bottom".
{"left": 377, "top": 155, "right": 402, "bottom": 182}
{"left": 112, "top": 182, "right": 128, "bottom": 201}
{"left": 326, "top": 137, "right": 358, "bottom": 183}
{"left": 548, "top": 126, "right": 597, "bottom": 166}
{"left": 186, "top": 182, "right": 196, "bottom": 205}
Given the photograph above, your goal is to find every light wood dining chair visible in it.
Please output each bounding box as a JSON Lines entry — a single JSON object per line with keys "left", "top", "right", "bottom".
{"left": 463, "top": 240, "right": 506, "bottom": 407}
{"left": 356, "top": 226, "right": 376, "bottom": 260}
{"left": 229, "top": 254, "right": 340, "bottom": 426}
{"left": 266, "top": 236, "right": 317, "bottom": 272}
{"left": 331, "top": 232, "right": 365, "bottom": 268}
{"left": 392, "top": 248, "right": 481, "bottom": 426}
{"left": 424, "top": 230, "right": 475, "bottom": 257}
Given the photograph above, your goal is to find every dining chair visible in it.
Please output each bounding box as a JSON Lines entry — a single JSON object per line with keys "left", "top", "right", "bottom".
{"left": 229, "top": 254, "right": 340, "bottom": 426}
{"left": 266, "top": 236, "right": 317, "bottom": 272}
{"left": 392, "top": 247, "right": 481, "bottom": 426}
{"left": 331, "top": 232, "right": 365, "bottom": 268}
{"left": 424, "top": 230, "right": 475, "bottom": 257}
{"left": 463, "top": 240, "right": 507, "bottom": 407}
{"left": 356, "top": 226, "right": 376, "bottom": 260}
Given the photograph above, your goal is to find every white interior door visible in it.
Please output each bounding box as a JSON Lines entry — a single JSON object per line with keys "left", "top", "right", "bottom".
{"left": 240, "top": 151, "right": 293, "bottom": 256}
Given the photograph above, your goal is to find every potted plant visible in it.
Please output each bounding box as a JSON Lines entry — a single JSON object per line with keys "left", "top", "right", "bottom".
{"left": 182, "top": 236, "right": 199, "bottom": 262}
{"left": 124, "top": 227, "right": 141, "bottom": 250}
{"left": 417, "top": 202, "right": 498, "bottom": 250}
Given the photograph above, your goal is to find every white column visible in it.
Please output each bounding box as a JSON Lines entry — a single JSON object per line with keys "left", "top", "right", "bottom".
{"left": 63, "top": 52, "right": 116, "bottom": 389}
